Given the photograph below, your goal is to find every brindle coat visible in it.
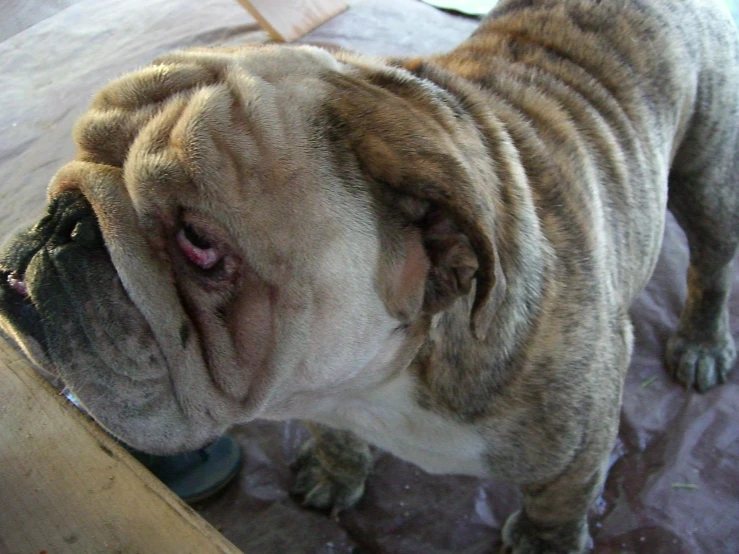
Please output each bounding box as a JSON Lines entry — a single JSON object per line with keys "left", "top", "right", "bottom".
{"left": 0, "top": 1, "right": 737, "bottom": 552}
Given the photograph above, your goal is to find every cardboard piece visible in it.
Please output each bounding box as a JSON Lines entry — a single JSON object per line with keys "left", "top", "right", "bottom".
{"left": 236, "top": 0, "right": 348, "bottom": 42}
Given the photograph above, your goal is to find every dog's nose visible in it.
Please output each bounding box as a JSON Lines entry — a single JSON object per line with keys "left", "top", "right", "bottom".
{"left": 38, "top": 190, "right": 103, "bottom": 249}
{"left": 0, "top": 191, "right": 104, "bottom": 297}
{"left": 69, "top": 215, "right": 104, "bottom": 248}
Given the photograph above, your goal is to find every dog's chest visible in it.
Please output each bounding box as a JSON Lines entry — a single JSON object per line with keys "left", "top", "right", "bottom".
{"left": 313, "top": 372, "right": 490, "bottom": 477}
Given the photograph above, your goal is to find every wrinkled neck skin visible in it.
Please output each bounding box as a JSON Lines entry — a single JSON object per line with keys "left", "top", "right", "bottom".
{"left": 400, "top": 61, "right": 552, "bottom": 421}
{"left": 295, "top": 56, "right": 552, "bottom": 427}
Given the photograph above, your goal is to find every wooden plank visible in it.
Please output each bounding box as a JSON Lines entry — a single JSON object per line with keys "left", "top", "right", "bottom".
{"left": 236, "top": 0, "right": 348, "bottom": 42}
{"left": 0, "top": 337, "right": 243, "bottom": 554}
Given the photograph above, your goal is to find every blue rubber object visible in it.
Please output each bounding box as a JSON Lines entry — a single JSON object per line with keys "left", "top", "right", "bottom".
{"left": 130, "top": 436, "right": 243, "bottom": 503}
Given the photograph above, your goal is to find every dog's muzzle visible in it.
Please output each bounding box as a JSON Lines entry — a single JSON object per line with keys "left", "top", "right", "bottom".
{"left": 0, "top": 190, "right": 227, "bottom": 454}
{"left": 0, "top": 190, "right": 105, "bottom": 358}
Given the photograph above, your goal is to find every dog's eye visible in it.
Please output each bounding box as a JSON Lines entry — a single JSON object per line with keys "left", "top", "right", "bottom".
{"left": 176, "top": 224, "right": 223, "bottom": 269}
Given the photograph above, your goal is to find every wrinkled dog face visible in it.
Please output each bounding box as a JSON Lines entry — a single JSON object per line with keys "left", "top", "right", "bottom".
{"left": 0, "top": 46, "right": 430, "bottom": 453}
{"left": 1, "top": 44, "right": 500, "bottom": 454}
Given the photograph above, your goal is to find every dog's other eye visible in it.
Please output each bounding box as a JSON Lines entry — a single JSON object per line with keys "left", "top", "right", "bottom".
{"left": 176, "top": 224, "right": 223, "bottom": 269}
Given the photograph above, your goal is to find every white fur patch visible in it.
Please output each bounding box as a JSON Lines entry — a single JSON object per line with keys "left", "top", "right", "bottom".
{"left": 309, "top": 370, "right": 491, "bottom": 477}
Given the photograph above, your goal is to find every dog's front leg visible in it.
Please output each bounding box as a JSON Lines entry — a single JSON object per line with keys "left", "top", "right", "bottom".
{"left": 290, "top": 422, "right": 373, "bottom": 514}
{"left": 501, "top": 451, "right": 610, "bottom": 554}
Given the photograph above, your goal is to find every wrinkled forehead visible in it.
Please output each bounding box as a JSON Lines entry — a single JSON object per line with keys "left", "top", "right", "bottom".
{"left": 121, "top": 47, "right": 342, "bottom": 196}
{"left": 47, "top": 45, "right": 375, "bottom": 276}
{"left": 87, "top": 50, "right": 320, "bottom": 191}
{"left": 91, "top": 47, "right": 369, "bottom": 261}
{"left": 191, "top": 44, "right": 345, "bottom": 82}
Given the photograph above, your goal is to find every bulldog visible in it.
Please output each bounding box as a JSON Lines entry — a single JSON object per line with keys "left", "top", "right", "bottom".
{"left": 1, "top": 0, "right": 738, "bottom": 552}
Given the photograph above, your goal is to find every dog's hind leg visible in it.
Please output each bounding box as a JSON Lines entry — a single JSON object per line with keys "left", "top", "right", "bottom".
{"left": 666, "top": 121, "right": 739, "bottom": 390}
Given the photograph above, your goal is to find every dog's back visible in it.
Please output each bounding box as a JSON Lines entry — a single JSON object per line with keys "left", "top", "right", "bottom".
{"left": 432, "top": 0, "right": 739, "bottom": 305}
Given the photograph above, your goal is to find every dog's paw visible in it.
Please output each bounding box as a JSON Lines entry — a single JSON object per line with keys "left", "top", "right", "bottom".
{"left": 290, "top": 438, "right": 371, "bottom": 515}
{"left": 501, "top": 510, "right": 591, "bottom": 554}
{"left": 666, "top": 332, "right": 736, "bottom": 392}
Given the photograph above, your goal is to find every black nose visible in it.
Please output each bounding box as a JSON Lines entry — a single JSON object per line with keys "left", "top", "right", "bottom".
{"left": 0, "top": 191, "right": 103, "bottom": 279}
{"left": 35, "top": 190, "right": 103, "bottom": 249}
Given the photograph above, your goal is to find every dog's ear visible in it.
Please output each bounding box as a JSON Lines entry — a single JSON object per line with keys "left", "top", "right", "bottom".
{"left": 326, "top": 67, "right": 506, "bottom": 340}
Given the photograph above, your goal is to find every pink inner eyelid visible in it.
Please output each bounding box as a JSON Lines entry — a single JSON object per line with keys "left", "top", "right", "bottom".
{"left": 176, "top": 228, "right": 223, "bottom": 269}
